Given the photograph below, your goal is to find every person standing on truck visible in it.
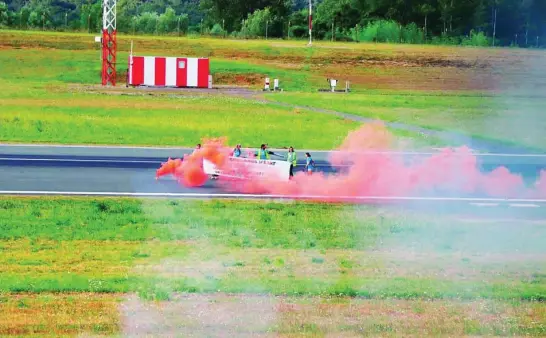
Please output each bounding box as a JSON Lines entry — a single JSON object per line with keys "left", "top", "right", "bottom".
{"left": 256, "top": 144, "right": 271, "bottom": 160}
{"left": 286, "top": 147, "right": 297, "bottom": 179}
{"left": 305, "top": 152, "right": 315, "bottom": 175}
{"left": 233, "top": 144, "right": 242, "bottom": 157}
{"left": 193, "top": 144, "right": 201, "bottom": 155}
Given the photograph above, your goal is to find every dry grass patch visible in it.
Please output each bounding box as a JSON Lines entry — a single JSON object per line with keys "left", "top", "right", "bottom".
{"left": 0, "top": 293, "right": 121, "bottom": 336}
{"left": 118, "top": 293, "right": 546, "bottom": 336}
{"left": 134, "top": 243, "right": 546, "bottom": 284}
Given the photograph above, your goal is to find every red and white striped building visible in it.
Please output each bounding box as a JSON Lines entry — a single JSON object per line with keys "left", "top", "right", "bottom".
{"left": 128, "top": 56, "right": 211, "bottom": 88}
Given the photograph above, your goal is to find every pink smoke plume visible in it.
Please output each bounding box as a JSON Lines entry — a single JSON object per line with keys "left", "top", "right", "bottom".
{"left": 156, "top": 122, "right": 546, "bottom": 200}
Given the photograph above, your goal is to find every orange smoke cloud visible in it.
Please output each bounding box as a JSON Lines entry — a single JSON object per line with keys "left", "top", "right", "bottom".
{"left": 155, "top": 137, "right": 233, "bottom": 187}
{"left": 156, "top": 122, "right": 544, "bottom": 200}
{"left": 155, "top": 158, "right": 182, "bottom": 179}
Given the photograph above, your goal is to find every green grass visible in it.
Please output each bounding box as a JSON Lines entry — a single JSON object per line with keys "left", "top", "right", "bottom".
{"left": 1, "top": 196, "right": 545, "bottom": 335}
{"left": 5, "top": 30, "right": 544, "bottom": 149}
{"left": 267, "top": 92, "right": 546, "bottom": 150}
{"left": 1, "top": 197, "right": 545, "bottom": 301}
{"left": 0, "top": 45, "right": 443, "bottom": 149}
{"left": 0, "top": 47, "right": 315, "bottom": 91}
{"left": 0, "top": 198, "right": 371, "bottom": 246}
{"left": 0, "top": 92, "right": 359, "bottom": 148}
{"left": 0, "top": 48, "right": 363, "bottom": 149}
{"left": 0, "top": 48, "right": 447, "bottom": 149}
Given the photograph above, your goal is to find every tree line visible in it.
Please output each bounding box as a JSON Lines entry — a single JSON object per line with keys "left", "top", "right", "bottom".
{"left": 1, "top": 0, "right": 545, "bottom": 47}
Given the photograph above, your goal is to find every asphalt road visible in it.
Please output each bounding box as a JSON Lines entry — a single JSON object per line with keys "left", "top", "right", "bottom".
{"left": 1, "top": 144, "right": 545, "bottom": 218}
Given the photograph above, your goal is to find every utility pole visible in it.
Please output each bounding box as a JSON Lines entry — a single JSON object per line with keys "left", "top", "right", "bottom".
{"left": 525, "top": 21, "right": 529, "bottom": 46}
{"left": 492, "top": 7, "right": 497, "bottom": 46}
{"left": 308, "top": 0, "right": 312, "bottom": 46}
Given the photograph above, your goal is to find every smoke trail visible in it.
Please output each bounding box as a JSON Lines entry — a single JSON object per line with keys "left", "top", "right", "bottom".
{"left": 157, "top": 122, "right": 545, "bottom": 199}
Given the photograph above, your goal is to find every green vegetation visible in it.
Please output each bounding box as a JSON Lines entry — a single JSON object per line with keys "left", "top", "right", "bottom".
{"left": 0, "top": 33, "right": 450, "bottom": 149}
{"left": 267, "top": 92, "right": 546, "bottom": 150}
{"left": 1, "top": 197, "right": 545, "bottom": 299}
{"left": 0, "top": 44, "right": 316, "bottom": 91}
{"left": 2, "top": 30, "right": 546, "bottom": 150}
{"left": 1, "top": 196, "right": 545, "bottom": 335}
{"left": 1, "top": 0, "right": 544, "bottom": 48}
{"left": 0, "top": 46, "right": 359, "bottom": 149}
{"left": 0, "top": 92, "right": 360, "bottom": 148}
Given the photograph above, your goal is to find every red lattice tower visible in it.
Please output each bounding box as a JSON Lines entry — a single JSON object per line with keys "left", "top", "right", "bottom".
{"left": 101, "top": 0, "right": 117, "bottom": 86}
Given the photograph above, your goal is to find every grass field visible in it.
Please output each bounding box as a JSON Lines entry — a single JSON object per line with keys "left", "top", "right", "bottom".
{"left": 266, "top": 92, "right": 546, "bottom": 150}
{"left": 0, "top": 91, "right": 360, "bottom": 149}
{"left": 0, "top": 36, "right": 444, "bottom": 149}
{"left": 1, "top": 30, "right": 546, "bottom": 149}
{"left": 1, "top": 197, "right": 545, "bottom": 335}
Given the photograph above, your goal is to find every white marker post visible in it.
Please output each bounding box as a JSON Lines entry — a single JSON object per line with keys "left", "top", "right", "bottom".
{"left": 264, "top": 78, "right": 270, "bottom": 91}
{"left": 94, "top": 36, "right": 102, "bottom": 61}
{"left": 208, "top": 75, "right": 213, "bottom": 89}
{"left": 273, "top": 78, "right": 279, "bottom": 91}
{"left": 330, "top": 79, "right": 337, "bottom": 92}
{"left": 128, "top": 40, "right": 134, "bottom": 87}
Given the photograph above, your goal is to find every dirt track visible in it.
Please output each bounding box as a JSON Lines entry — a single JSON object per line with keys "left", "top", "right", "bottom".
{"left": 71, "top": 83, "right": 263, "bottom": 99}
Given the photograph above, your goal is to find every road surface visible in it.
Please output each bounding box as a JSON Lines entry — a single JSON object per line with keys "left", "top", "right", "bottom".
{"left": 1, "top": 144, "right": 545, "bottom": 218}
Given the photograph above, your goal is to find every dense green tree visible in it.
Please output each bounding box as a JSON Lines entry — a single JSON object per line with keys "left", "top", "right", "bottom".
{"left": 0, "top": 1, "right": 9, "bottom": 26}
{"left": 0, "top": 0, "right": 544, "bottom": 47}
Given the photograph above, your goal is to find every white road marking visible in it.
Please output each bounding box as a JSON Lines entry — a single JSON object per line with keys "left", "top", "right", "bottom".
{"left": 2, "top": 144, "right": 546, "bottom": 157}
{"left": 509, "top": 203, "right": 540, "bottom": 208}
{"left": 0, "top": 157, "right": 344, "bottom": 167}
{"left": 0, "top": 190, "right": 545, "bottom": 204}
{"left": 0, "top": 144, "right": 193, "bottom": 150}
{"left": 470, "top": 203, "right": 499, "bottom": 207}
{"left": 0, "top": 157, "right": 160, "bottom": 164}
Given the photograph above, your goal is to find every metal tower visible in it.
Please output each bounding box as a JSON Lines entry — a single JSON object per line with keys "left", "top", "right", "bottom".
{"left": 101, "top": 0, "right": 117, "bottom": 86}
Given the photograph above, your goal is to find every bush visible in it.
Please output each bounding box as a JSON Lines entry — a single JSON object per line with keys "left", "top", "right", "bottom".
{"left": 402, "top": 23, "right": 424, "bottom": 44}
{"left": 209, "top": 23, "right": 225, "bottom": 37}
{"left": 324, "top": 27, "right": 352, "bottom": 41}
{"left": 461, "top": 30, "right": 491, "bottom": 47}
{"left": 430, "top": 33, "right": 460, "bottom": 45}
{"left": 289, "top": 24, "right": 307, "bottom": 38}
{"left": 242, "top": 7, "right": 271, "bottom": 38}
{"left": 350, "top": 20, "right": 425, "bottom": 44}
